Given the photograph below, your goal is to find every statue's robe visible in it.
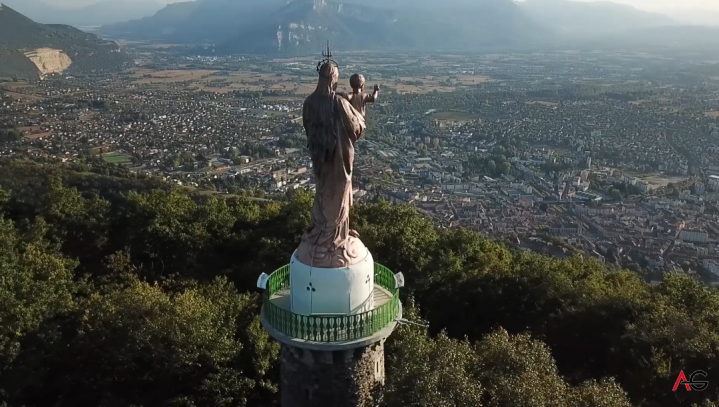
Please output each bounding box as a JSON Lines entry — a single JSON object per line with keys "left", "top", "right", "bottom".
{"left": 296, "top": 88, "right": 367, "bottom": 269}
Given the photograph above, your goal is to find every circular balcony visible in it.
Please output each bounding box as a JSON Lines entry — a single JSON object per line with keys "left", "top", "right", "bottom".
{"left": 261, "top": 263, "right": 402, "bottom": 348}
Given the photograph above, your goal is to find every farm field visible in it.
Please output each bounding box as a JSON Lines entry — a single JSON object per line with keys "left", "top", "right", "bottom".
{"left": 128, "top": 65, "right": 492, "bottom": 95}
{"left": 130, "top": 69, "right": 319, "bottom": 94}
{"left": 633, "top": 173, "right": 689, "bottom": 189}
{"left": 0, "top": 82, "right": 44, "bottom": 101}
{"left": 103, "top": 152, "right": 133, "bottom": 164}
{"left": 431, "top": 110, "right": 479, "bottom": 122}
{"left": 526, "top": 101, "right": 559, "bottom": 107}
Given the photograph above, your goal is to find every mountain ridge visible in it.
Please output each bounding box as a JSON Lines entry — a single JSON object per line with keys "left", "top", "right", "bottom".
{"left": 0, "top": 5, "right": 131, "bottom": 80}
{"left": 518, "top": 0, "right": 676, "bottom": 36}
{"left": 101, "top": 0, "right": 551, "bottom": 53}
{"left": 97, "top": 0, "right": 717, "bottom": 54}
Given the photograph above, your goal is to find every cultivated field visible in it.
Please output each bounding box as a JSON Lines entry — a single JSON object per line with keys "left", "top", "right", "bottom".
{"left": 130, "top": 69, "right": 320, "bottom": 94}
{"left": 22, "top": 131, "right": 51, "bottom": 140}
{"left": 526, "top": 101, "right": 559, "bottom": 107}
{"left": 385, "top": 74, "right": 491, "bottom": 94}
{"left": 431, "top": 110, "right": 478, "bottom": 122}
{"left": 635, "top": 174, "right": 689, "bottom": 189}
{"left": 103, "top": 152, "right": 133, "bottom": 164}
{"left": 128, "top": 59, "right": 492, "bottom": 95}
{"left": 0, "top": 83, "right": 44, "bottom": 101}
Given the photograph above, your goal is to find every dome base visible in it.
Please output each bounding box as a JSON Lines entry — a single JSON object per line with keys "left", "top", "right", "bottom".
{"left": 289, "top": 250, "right": 374, "bottom": 316}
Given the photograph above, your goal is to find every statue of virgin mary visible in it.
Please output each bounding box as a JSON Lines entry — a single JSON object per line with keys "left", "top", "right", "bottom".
{"left": 294, "top": 56, "right": 369, "bottom": 269}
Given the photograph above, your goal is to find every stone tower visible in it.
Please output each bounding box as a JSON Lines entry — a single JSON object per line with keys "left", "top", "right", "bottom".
{"left": 259, "top": 254, "right": 403, "bottom": 407}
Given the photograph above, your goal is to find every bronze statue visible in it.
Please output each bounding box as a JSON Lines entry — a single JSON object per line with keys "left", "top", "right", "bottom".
{"left": 295, "top": 46, "right": 369, "bottom": 269}
{"left": 338, "top": 74, "right": 380, "bottom": 119}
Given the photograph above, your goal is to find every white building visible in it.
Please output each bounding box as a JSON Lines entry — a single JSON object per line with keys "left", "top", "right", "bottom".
{"left": 708, "top": 175, "right": 719, "bottom": 190}
{"left": 622, "top": 175, "right": 637, "bottom": 185}
{"left": 678, "top": 161, "right": 689, "bottom": 176}
{"left": 679, "top": 229, "right": 709, "bottom": 244}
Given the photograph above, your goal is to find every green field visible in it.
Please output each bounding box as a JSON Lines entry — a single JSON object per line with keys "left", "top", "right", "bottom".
{"left": 103, "top": 152, "right": 132, "bottom": 164}
{"left": 431, "top": 110, "right": 477, "bottom": 121}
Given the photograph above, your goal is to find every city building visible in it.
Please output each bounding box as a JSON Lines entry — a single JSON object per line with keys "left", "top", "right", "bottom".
{"left": 709, "top": 175, "right": 719, "bottom": 190}
{"left": 679, "top": 229, "right": 709, "bottom": 244}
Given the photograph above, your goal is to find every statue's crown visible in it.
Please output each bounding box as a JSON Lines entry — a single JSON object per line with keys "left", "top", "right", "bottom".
{"left": 316, "top": 41, "right": 338, "bottom": 77}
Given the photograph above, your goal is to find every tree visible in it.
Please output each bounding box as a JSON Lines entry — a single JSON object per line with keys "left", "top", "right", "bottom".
{"left": 383, "top": 301, "right": 632, "bottom": 407}
{"left": 0, "top": 128, "right": 22, "bottom": 144}
{"left": 37, "top": 177, "right": 110, "bottom": 273}
{"left": 0, "top": 216, "right": 77, "bottom": 369}
{"left": 3, "top": 272, "right": 278, "bottom": 406}
{"left": 499, "top": 161, "right": 512, "bottom": 175}
{"left": 2, "top": 162, "right": 719, "bottom": 406}
{"left": 487, "top": 159, "right": 497, "bottom": 175}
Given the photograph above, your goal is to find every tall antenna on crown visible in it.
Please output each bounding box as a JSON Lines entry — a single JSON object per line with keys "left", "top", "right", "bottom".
{"left": 316, "top": 40, "right": 338, "bottom": 77}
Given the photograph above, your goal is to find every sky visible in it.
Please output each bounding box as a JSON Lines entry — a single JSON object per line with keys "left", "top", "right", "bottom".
{"left": 571, "top": 0, "right": 719, "bottom": 12}
{"left": 12, "top": 0, "right": 719, "bottom": 12}
{"left": 10, "top": 0, "right": 181, "bottom": 8}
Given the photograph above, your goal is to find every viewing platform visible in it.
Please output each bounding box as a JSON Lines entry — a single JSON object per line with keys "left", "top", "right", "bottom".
{"left": 261, "top": 263, "right": 402, "bottom": 350}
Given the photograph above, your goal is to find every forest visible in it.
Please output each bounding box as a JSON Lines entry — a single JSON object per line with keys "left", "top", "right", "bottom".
{"left": 0, "top": 158, "right": 717, "bottom": 407}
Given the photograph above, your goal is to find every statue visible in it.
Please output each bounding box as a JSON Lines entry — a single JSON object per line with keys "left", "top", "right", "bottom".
{"left": 338, "top": 73, "right": 380, "bottom": 119}
{"left": 295, "top": 45, "right": 369, "bottom": 269}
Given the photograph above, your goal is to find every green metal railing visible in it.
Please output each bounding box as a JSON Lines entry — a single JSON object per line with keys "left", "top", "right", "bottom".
{"left": 262, "top": 263, "right": 401, "bottom": 343}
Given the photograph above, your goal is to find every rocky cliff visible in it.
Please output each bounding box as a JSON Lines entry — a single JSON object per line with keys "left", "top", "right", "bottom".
{"left": 24, "top": 48, "right": 72, "bottom": 75}
{"left": 272, "top": 0, "right": 397, "bottom": 52}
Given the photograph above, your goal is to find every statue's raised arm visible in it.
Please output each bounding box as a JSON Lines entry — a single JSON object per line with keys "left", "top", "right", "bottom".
{"left": 295, "top": 47, "right": 368, "bottom": 269}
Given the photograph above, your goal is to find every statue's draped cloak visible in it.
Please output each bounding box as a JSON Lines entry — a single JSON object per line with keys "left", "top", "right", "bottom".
{"left": 297, "top": 65, "right": 367, "bottom": 268}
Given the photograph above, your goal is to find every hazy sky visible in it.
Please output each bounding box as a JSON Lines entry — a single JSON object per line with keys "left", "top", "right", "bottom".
{"left": 17, "top": 0, "right": 719, "bottom": 12}
{"left": 14, "top": 0, "right": 181, "bottom": 8}
{"left": 572, "top": 0, "right": 719, "bottom": 11}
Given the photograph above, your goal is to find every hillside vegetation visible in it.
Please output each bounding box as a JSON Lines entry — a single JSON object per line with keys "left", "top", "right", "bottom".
{"left": 0, "top": 5, "right": 131, "bottom": 80}
{"left": 0, "top": 158, "right": 717, "bottom": 406}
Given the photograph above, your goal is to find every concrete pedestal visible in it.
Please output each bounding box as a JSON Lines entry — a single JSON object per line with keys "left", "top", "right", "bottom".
{"left": 280, "top": 341, "right": 385, "bottom": 407}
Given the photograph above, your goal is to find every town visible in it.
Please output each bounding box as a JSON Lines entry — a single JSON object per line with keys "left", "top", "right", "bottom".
{"left": 3, "top": 45, "right": 719, "bottom": 287}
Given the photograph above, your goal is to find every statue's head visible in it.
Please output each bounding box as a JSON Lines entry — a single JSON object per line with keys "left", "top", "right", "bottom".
{"left": 350, "top": 74, "right": 365, "bottom": 91}
{"left": 318, "top": 61, "right": 339, "bottom": 90}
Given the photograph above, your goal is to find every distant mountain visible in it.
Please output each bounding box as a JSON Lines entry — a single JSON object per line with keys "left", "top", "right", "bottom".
{"left": 669, "top": 9, "right": 719, "bottom": 27}
{"left": 0, "top": 5, "right": 132, "bottom": 80}
{"left": 592, "top": 25, "right": 719, "bottom": 52}
{"left": 518, "top": 0, "right": 675, "bottom": 36}
{"left": 219, "top": 0, "right": 402, "bottom": 54}
{"left": 102, "top": 0, "right": 550, "bottom": 53}
{"left": 101, "top": 0, "right": 286, "bottom": 44}
{"left": 222, "top": 0, "right": 550, "bottom": 53}
{"left": 2, "top": 0, "right": 165, "bottom": 27}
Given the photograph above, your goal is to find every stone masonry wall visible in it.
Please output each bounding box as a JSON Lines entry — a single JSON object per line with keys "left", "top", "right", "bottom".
{"left": 280, "top": 341, "right": 385, "bottom": 407}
